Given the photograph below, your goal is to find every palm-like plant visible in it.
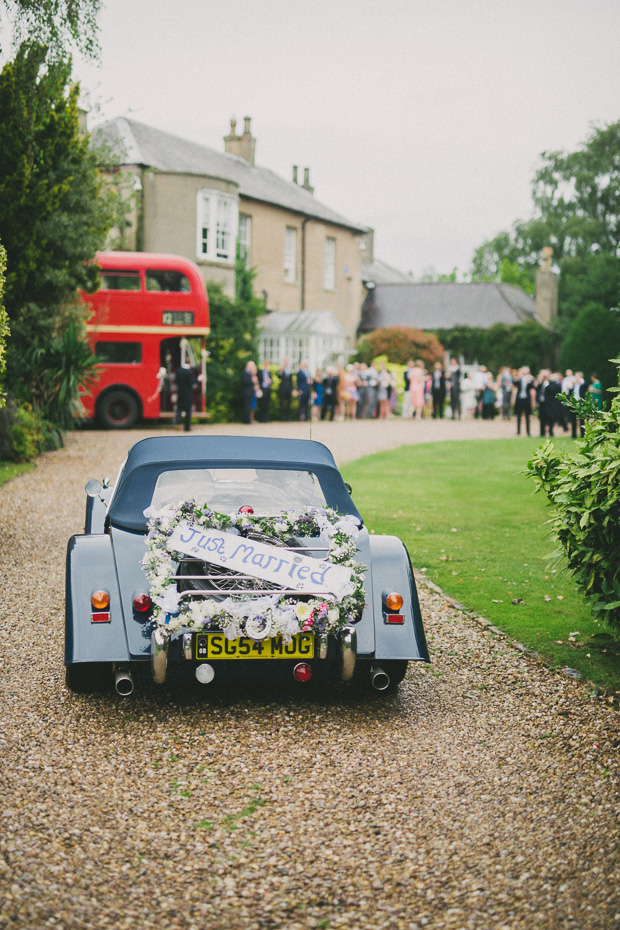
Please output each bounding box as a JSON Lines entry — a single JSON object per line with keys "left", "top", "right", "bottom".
{"left": 26, "top": 321, "right": 100, "bottom": 429}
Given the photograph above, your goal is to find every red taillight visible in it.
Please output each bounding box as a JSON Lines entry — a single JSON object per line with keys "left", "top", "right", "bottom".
{"left": 91, "top": 612, "right": 110, "bottom": 624}
{"left": 133, "top": 593, "right": 152, "bottom": 613}
{"left": 293, "top": 662, "right": 313, "bottom": 683}
{"left": 91, "top": 590, "right": 110, "bottom": 610}
{"left": 385, "top": 592, "right": 404, "bottom": 612}
{"left": 239, "top": 505, "right": 254, "bottom": 514}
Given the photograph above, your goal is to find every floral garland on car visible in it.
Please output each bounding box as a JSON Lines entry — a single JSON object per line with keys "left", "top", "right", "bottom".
{"left": 141, "top": 502, "right": 366, "bottom": 641}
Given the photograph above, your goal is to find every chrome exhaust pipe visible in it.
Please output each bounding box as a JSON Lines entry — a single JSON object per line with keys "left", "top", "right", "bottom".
{"left": 114, "top": 666, "right": 134, "bottom": 696}
{"left": 151, "top": 629, "right": 169, "bottom": 685}
{"left": 340, "top": 626, "right": 357, "bottom": 682}
{"left": 370, "top": 666, "right": 390, "bottom": 692}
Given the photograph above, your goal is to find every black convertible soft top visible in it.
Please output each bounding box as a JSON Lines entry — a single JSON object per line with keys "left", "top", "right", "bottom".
{"left": 108, "top": 436, "right": 362, "bottom": 533}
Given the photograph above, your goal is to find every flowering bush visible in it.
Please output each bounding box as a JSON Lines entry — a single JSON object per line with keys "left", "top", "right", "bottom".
{"left": 355, "top": 326, "right": 444, "bottom": 368}
{"left": 142, "top": 504, "right": 366, "bottom": 641}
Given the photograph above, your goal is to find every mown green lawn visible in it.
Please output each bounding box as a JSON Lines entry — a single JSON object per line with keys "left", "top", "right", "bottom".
{"left": 342, "top": 437, "right": 620, "bottom": 693}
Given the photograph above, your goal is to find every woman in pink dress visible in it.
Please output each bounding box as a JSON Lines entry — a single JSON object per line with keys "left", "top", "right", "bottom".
{"left": 409, "top": 360, "right": 426, "bottom": 419}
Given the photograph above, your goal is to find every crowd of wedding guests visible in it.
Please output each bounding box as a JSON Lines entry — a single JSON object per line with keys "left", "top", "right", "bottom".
{"left": 241, "top": 357, "right": 603, "bottom": 438}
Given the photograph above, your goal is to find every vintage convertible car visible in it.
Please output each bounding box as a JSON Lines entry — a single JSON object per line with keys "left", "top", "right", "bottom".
{"left": 65, "top": 436, "right": 429, "bottom": 695}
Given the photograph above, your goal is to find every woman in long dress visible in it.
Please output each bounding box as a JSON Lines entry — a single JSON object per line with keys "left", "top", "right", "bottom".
{"left": 409, "top": 360, "right": 426, "bottom": 419}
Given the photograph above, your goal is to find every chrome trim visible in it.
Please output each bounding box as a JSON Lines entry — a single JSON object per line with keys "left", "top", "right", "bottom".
{"left": 182, "top": 633, "right": 193, "bottom": 660}
{"left": 113, "top": 665, "right": 134, "bottom": 696}
{"left": 319, "top": 634, "right": 328, "bottom": 660}
{"left": 370, "top": 666, "right": 391, "bottom": 692}
{"left": 151, "top": 629, "right": 169, "bottom": 685}
{"left": 339, "top": 626, "right": 357, "bottom": 682}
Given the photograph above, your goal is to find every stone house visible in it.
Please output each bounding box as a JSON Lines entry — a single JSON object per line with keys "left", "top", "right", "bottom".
{"left": 93, "top": 116, "right": 367, "bottom": 347}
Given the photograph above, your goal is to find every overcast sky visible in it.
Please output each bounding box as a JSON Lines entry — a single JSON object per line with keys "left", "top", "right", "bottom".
{"left": 70, "top": 0, "right": 620, "bottom": 278}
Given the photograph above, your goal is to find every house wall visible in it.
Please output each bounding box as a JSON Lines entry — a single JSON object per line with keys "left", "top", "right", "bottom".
{"left": 100, "top": 165, "right": 364, "bottom": 339}
{"left": 239, "top": 198, "right": 363, "bottom": 342}
{"left": 142, "top": 171, "right": 238, "bottom": 297}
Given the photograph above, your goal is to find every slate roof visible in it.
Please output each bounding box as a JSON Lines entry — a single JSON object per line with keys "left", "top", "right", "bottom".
{"left": 258, "top": 310, "right": 346, "bottom": 338}
{"left": 362, "top": 257, "right": 412, "bottom": 286}
{"left": 359, "top": 281, "right": 540, "bottom": 334}
{"left": 93, "top": 117, "right": 366, "bottom": 234}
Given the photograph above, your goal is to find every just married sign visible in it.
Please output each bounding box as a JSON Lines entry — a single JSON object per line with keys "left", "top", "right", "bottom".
{"left": 168, "top": 522, "right": 354, "bottom": 599}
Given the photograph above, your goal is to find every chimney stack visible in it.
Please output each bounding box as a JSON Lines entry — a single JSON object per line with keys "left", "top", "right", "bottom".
{"left": 292, "top": 165, "right": 298, "bottom": 184}
{"left": 302, "top": 167, "right": 314, "bottom": 194}
{"left": 224, "top": 116, "right": 256, "bottom": 166}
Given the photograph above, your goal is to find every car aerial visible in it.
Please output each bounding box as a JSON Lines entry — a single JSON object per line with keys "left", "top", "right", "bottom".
{"left": 65, "top": 435, "right": 429, "bottom": 695}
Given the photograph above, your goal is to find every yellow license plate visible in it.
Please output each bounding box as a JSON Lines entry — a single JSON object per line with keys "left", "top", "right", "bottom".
{"left": 196, "top": 632, "right": 315, "bottom": 660}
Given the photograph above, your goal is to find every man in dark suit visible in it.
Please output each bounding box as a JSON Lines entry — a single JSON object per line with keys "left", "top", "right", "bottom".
{"left": 174, "top": 364, "right": 197, "bottom": 431}
{"left": 296, "top": 360, "right": 311, "bottom": 421}
{"left": 536, "top": 370, "right": 551, "bottom": 436}
{"left": 277, "top": 358, "right": 294, "bottom": 421}
{"left": 545, "top": 372, "right": 565, "bottom": 437}
{"left": 514, "top": 366, "right": 536, "bottom": 436}
{"left": 257, "top": 361, "right": 272, "bottom": 422}
{"left": 321, "top": 368, "right": 339, "bottom": 421}
{"left": 431, "top": 362, "right": 446, "bottom": 419}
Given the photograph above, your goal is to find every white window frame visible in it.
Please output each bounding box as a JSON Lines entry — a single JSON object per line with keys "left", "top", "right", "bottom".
{"left": 284, "top": 226, "right": 297, "bottom": 283}
{"left": 196, "top": 189, "right": 238, "bottom": 263}
{"left": 238, "top": 213, "right": 252, "bottom": 265}
{"left": 324, "top": 236, "right": 336, "bottom": 291}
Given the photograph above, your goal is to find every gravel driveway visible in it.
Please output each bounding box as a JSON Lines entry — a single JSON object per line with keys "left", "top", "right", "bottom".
{"left": 1, "top": 419, "right": 619, "bottom": 930}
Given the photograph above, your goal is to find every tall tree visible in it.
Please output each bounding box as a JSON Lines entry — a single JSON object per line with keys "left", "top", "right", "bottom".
{"left": 471, "top": 121, "right": 620, "bottom": 340}
{"left": 0, "top": 43, "right": 120, "bottom": 402}
{"left": 0, "top": 0, "right": 100, "bottom": 58}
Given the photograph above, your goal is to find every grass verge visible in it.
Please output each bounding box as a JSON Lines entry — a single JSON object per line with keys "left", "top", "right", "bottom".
{"left": 0, "top": 461, "right": 32, "bottom": 487}
{"left": 342, "top": 437, "right": 620, "bottom": 693}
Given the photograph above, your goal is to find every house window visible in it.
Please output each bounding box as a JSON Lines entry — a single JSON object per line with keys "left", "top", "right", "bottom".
{"left": 324, "top": 237, "right": 336, "bottom": 291}
{"left": 284, "top": 226, "right": 297, "bottom": 283}
{"left": 239, "top": 214, "right": 252, "bottom": 265}
{"left": 197, "top": 190, "right": 237, "bottom": 263}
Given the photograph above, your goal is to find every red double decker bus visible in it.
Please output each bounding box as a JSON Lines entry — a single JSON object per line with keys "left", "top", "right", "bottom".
{"left": 80, "top": 252, "right": 210, "bottom": 428}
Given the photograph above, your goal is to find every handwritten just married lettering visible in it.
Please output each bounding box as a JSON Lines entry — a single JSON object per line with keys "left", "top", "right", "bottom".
{"left": 168, "top": 522, "right": 352, "bottom": 597}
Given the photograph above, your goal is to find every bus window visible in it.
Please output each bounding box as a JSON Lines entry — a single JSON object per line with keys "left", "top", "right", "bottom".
{"left": 100, "top": 270, "right": 141, "bottom": 291}
{"left": 96, "top": 342, "right": 142, "bottom": 364}
{"left": 146, "top": 269, "right": 191, "bottom": 292}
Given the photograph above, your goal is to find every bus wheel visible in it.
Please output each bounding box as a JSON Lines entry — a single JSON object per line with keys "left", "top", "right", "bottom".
{"left": 97, "top": 390, "right": 139, "bottom": 429}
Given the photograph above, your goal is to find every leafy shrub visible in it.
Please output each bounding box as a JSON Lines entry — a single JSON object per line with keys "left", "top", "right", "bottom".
{"left": 0, "top": 398, "right": 62, "bottom": 462}
{"left": 356, "top": 327, "right": 444, "bottom": 367}
{"left": 436, "top": 321, "right": 555, "bottom": 374}
{"left": 206, "top": 280, "right": 263, "bottom": 422}
{"left": 559, "top": 302, "right": 620, "bottom": 394}
{"left": 527, "top": 370, "right": 620, "bottom": 631}
{"left": 23, "top": 319, "right": 99, "bottom": 429}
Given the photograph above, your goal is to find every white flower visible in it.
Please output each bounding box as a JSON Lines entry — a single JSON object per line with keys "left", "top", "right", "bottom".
{"left": 328, "top": 607, "right": 340, "bottom": 623}
{"left": 280, "top": 609, "right": 300, "bottom": 635}
{"left": 295, "top": 603, "right": 313, "bottom": 622}
{"left": 153, "top": 586, "right": 181, "bottom": 613}
{"left": 275, "top": 522, "right": 288, "bottom": 533}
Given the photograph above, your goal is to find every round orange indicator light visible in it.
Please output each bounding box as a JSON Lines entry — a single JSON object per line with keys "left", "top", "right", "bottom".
{"left": 385, "top": 592, "right": 404, "bottom": 612}
{"left": 91, "top": 590, "right": 110, "bottom": 610}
